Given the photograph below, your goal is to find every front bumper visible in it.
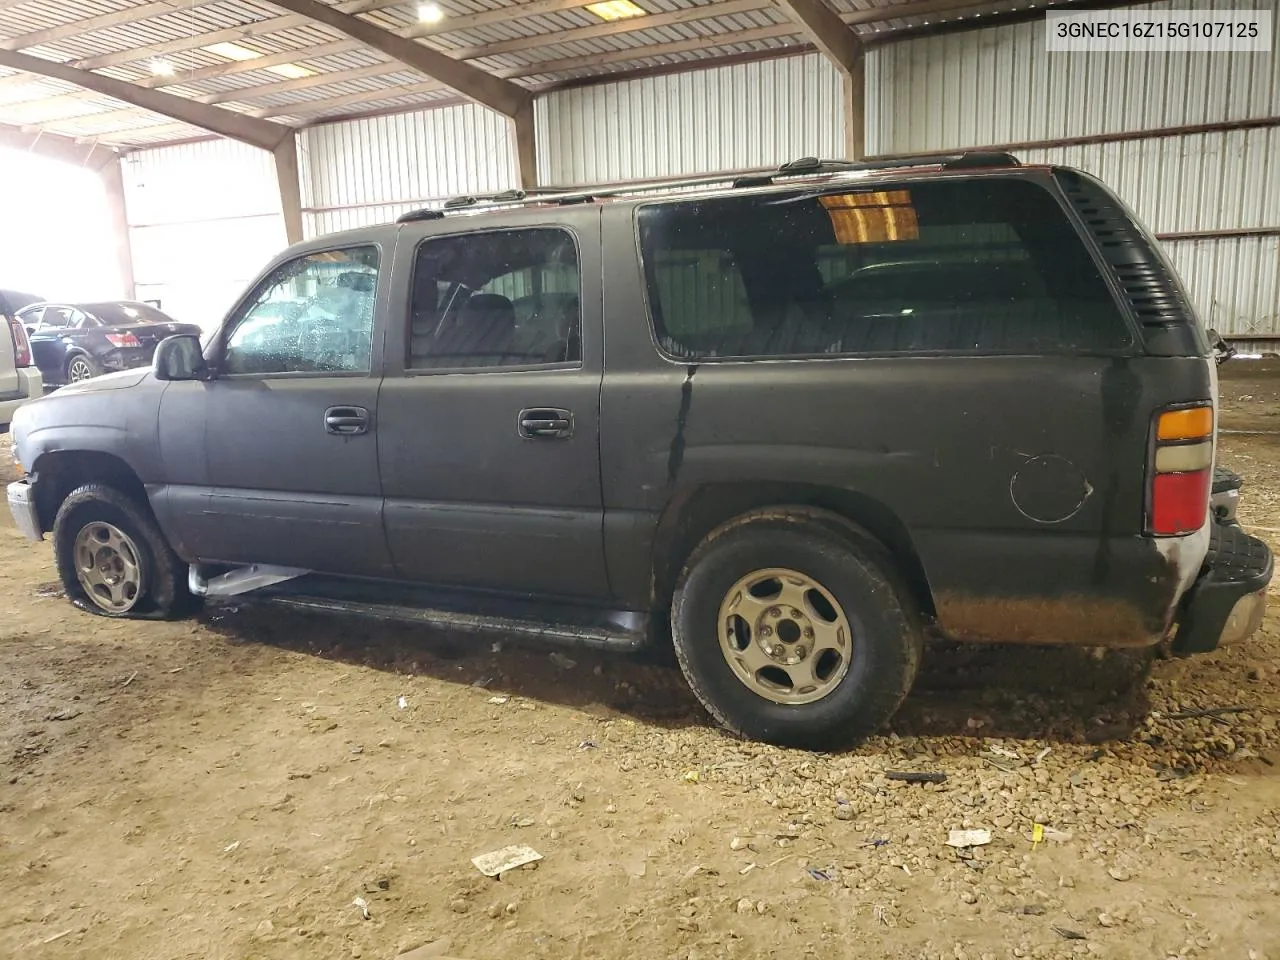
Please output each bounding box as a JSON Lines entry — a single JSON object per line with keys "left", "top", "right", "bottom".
{"left": 1172, "top": 522, "right": 1272, "bottom": 654}
{"left": 7, "top": 478, "right": 42, "bottom": 541}
{"left": 0, "top": 367, "right": 44, "bottom": 429}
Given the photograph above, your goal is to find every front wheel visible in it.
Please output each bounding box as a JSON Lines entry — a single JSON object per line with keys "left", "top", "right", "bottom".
{"left": 53, "top": 484, "right": 196, "bottom": 619}
{"left": 672, "top": 512, "right": 923, "bottom": 751}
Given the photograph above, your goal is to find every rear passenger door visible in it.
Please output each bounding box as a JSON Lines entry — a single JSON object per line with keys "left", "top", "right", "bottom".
{"left": 377, "top": 211, "right": 609, "bottom": 600}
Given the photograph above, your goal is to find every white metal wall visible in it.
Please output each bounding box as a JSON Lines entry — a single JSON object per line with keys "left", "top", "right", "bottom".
{"left": 297, "top": 102, "right": 518, "bottom": 238}
{"left": 122, "top": 139, "right": 286, "bottom": 332}
{"left": 866, "top": 0, "right": 1280, "bottom": 339}
{"left": 536, "top": 54, "right": 846, "bottom": 184}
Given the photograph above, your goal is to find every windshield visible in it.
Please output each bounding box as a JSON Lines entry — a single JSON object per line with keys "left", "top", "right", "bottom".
{"left": 85, "top": 302, "right": 175, "bottom": 326}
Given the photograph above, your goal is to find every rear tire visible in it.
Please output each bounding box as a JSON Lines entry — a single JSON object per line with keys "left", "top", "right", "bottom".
{"left": 65, "top": 353, "right": 102, "bottom": 384}
{"left": 672, "top": 511, "right": 923, "bottom": 750}
{"left": 53, "top": 484, "right": 197, "bottom": 619}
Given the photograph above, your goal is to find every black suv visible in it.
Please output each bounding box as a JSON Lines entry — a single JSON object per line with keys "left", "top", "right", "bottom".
{"left": 7, "top": 153, "right": 1272, "bottom": 750}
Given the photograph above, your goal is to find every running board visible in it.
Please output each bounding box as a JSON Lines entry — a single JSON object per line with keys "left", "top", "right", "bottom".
{"left": 189, "top": 563, "right": 308, "bottom": 598}
{"left": 257, "top": 590, "right": 650, "bottom": 652}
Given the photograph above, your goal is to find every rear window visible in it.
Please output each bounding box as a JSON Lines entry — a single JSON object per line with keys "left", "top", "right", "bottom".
{"left": 85, "top": 302, "right": 173, "bottom": 326}
{"left": 637, "top": 177, "right": 1132, "bottom": 359}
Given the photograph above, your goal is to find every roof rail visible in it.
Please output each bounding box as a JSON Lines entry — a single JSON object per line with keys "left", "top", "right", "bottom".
{"left": 392, "top": 151, "right": 1021, "bottom": 223}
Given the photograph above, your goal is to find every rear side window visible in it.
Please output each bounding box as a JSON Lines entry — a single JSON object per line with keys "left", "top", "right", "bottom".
{"left": 408, "top": 228, "right": 580, "bottom": 370}
{"left": 637, "top": 178, "right": 1131, "bottom": 359}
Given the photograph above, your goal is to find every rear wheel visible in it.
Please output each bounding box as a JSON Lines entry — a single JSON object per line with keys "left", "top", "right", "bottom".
{"left": 53, "top": 484, "right": 196, "bottom": 619}
{"left": 672, "top": 511, "right": 923, "bottom": 750}
{"left": 65, "top": 353, "right": 101, "bottom": 384}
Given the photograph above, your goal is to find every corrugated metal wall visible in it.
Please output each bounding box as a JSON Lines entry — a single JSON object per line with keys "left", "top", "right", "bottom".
{"left": 297, "top": 102, "right": 517, "bottom": 238}
{"left": 866, "top": 0, "right": 1280, "bottom": 340}
{"left": 536, "top": 54, "right": 846, "bottom": 184}
{"left": 121, "top": 139, "right": 286, "bottom": 332}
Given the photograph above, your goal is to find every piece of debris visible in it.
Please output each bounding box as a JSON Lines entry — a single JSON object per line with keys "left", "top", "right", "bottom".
{"left": 873, "top": 904, "right": 888, "bottom": 926}
{"left": 487, "top": 696, "right": 509, "bottom": 705}
{"left": 223, "top": 840, "right": 241, "bottom": 853}
{"left": 578, "top": 739, "right": 597, "bottom": 750}
{"left": 946, "top": 829, "right": 992, "bottom": 848}
{"left": 864, "top": 838, "right": 890, "bottom": 848}
{"left": 509, "top": 815, "right": 535, "bottom": 828}
{"left": 886, "top": 771, "right": 947, "bottom": 784}
{"left": 352, "top": 897, "right": 370, "bottom": 920}
{"left": 471, "top": 843, "right": 543, "bottom": 877}
{"left": 121, "top": 671, "right": 138, "bottom": 688}
{"left": 730, "top": 836, "right": 752, "bottom": 851}
{"left": 1033, "top": 746, "right": 1052, "bottom": 764}
{"left": 1053, "top": 925, "right": 1087, "bottom": 940}
{"left": 397, "top": 696, "right": 408, "bottom": 710}
{"left": 491, "top": 641, "right": 503, "bottom": 653}
{"left": 1107, "top": 866, "right": 1131, "bottom": 882}
{"left": 986, "top": 744, "right": 1021, "bottom": 760}
{"left": 682, "top": 770, "right": 700, "bottom": 783}
{"left": 834, "top": 800, "right": 854, "bottom": 821}
{"left": 807, "top": 867, "right": 835, "bottom": 882}
{"left": 549, "top": 652, "right": 577, "bottom": 670}
{"left": 1164, "top": 705, "right": 1251, "bottom": 720}
{"left": 47, "top": 709, "right": 81, "bottom": 722}
{"left": 471, "top": 676, "right": 494, "bottom": 688}
{"left": 739, "top": 862, "right": 757, "bottom": 875}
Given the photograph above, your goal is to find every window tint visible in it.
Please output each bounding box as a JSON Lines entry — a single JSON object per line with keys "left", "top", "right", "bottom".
{"left": 408, "top": 228, "right": 580, "bottom": 369}
{"left": 223, "top": 246, "right": 378, "bottom": 375}
{"left": 84, "top": 302, "right": 173, "bottom": 326}
{"left": 638, "top": 179, "right": 1131, "bottom": 358}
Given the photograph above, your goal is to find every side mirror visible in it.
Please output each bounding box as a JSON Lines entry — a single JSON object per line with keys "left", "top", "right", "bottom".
{"left": 24, "top": 325, "right": 36, "bottom": 335}
{"left": 153, "top": 334, "right": 211, "bottom": 381}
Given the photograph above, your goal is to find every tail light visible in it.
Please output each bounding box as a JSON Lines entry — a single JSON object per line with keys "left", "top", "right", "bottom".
{"left": 1147, "top": 404, "right": 1213, "bottom": 535}
{"left": 105, "top": 331, "right": 141, "bottom": 348}
{"left": 6, "top": 316, "right": 31, "bottom": 367}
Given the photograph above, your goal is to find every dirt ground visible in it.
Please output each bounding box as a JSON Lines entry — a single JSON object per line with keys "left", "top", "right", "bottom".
{"left": 2, "top": 365, "right": 1280, "bottom": 960}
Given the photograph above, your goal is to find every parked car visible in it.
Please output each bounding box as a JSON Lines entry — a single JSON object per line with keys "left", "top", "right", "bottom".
{"left": 0, "top": 291, "right": 43, "bottom": 433}
{"left": 6, "top": 153, "right": 1273, "bottom": 750}
{"left": 17, "top": 300, "right": 201, "bottom": 386}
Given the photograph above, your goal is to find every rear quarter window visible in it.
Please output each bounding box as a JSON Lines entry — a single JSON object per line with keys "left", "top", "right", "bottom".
{"left": 637, "top": 177, "right": 1133, "bottom": 359}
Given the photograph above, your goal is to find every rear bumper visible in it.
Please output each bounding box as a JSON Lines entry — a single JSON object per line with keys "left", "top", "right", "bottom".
{"left": 102, "top": 348, "right": 153, "bottom": 372}
{"left": 1172, "top": 522, "right": 1272, "bottom": 654}
{"left": 0, "top": 367, "right": 44, "bottom": 429}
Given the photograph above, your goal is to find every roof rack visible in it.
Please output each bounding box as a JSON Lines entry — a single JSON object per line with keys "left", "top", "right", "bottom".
{"left": 393, "top": 151, "right": 1021, "bottom": 223}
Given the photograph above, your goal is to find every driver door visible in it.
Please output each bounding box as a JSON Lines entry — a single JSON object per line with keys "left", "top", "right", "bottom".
{"left": 157, "top": 243, "right": 394, "bottom": 578}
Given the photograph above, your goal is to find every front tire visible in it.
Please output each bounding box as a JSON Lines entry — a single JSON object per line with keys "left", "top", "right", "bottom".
{"left": 53, "top": 484, "right": 196, "bottom": 619}
{"left": 672, "top": 511, "right": 923, "bottom": 751}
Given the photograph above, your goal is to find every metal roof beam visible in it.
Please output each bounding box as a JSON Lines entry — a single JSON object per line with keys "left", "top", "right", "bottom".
{"left": 0, "top": 0, "right": 195, "bottom": 53}
{"left": 0, "top": 49, "right": 293, "bottom": 151}
{"left": 0, "top": 121, "right": 116, "bottom": 169}
{"left": 261, "top": 0, "right": 532, "bottom": 118}
{"left": 771, "top": 0, "right": 865, "bottom": 158}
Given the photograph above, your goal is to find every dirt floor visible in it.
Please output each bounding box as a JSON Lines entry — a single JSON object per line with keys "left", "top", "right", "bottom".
{"left": 2, "top": 365, "right": 1280, "bottom": 960}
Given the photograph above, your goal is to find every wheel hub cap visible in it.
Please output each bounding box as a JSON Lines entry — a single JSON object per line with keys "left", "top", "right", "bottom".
{"left": 717, "top": 567, "right": 852, "bottom": 705}
{"left": 73, "top": 521, "right": 142, "bottom": 613}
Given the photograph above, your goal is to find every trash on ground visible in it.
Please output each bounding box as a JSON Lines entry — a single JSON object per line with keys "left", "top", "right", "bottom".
{"left": 472, "top": 843, "right": 543, "bottom": 877}
{"left": 487, "top": 696, "right": 509, "bottom": 705}
{"left": 1053, "top": 925, "right": 1087, "bottom": 940}
{"left": 223, "top": 840, "right": 241, "bottom": 853}
{"left": 549, "top": 652, "right": 577, "bottom": 670}
{"left": 682, "top": 770, "right": 700, "bottom": 783}
{"left": 352, "top": 896, "right": 371, "bottom": 920}
{"left": 806, "top": 867, "right": 835, "bottom": 881}
{"left": 578, "top": 739, "right": 597, "bottom": 750}
{"left": 864, "top": 838, "right": 890, "bottom": 848}
{"left": 1033, "top": 746, "right": 1052, "bottom": 764}
{"left": 47, "top": 709, "right": 82, "bottom": 721}
{"left": 397, "top": 695, "right": 408, "bottom": 710}
{"left": 885, "top": 770, "right": 947, "bottom": 784}
{"left": 509, "top": 815, "right": 535, "bottom": 828}
{"left": 946, "top": 829, "right": 992, "bottom": 848}
{"left": 986, "top": 744, "right": 1021, "bottom": 760}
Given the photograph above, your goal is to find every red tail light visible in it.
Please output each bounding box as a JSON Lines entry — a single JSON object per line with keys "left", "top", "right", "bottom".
{"left": 7, "top": 316, "right": 31, "bottom": 367}
{"left": 105, "top": 332, "right": 141, "bottom": 348}
{"left": 1147, "top": 404, "right": 1213, "bottom": 536}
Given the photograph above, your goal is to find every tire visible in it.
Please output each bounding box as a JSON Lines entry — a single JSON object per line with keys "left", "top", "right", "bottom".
{"left": 53, "top": 484, "right": 198, "bottom": 620}
{"left": 672, "top": 510, "right": 923, "bottom": 751}
{"left": 64, "top": 353, "right": 102, "bottom": 384}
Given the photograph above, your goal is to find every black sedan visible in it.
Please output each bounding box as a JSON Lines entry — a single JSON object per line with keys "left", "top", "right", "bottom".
{"left": 16, "top": 301, "right": 201, "bottom": 385}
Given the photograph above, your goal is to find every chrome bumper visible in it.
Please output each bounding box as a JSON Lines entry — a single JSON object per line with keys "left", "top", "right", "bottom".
{"left": 7, "top": 479, "right": 42, "bottom": 541}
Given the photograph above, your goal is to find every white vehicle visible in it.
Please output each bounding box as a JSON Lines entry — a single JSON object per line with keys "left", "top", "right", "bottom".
{"left": 0, "top": 293, "right": 43, "bottom": 432}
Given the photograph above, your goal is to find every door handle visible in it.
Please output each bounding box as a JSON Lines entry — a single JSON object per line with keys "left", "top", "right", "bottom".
{"left": 518, "top": 407, "right": 573, "bottom": 439}
{"left": 325, "top": 406, "right": 369, "bottom": 436}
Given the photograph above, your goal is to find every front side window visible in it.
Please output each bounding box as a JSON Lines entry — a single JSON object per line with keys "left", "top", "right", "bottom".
{"left": 223, "top": 246, "right": 379, "bottom": 375}
{"left": 638, "top": 178, "right": 1131, "bottom": 359}
{"left": 408, "top": 228, "right": 580, "bottom": 369}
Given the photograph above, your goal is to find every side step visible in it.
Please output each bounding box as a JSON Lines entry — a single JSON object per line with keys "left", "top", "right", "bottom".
{"left": 264, "top": 595, "right": 649, "bottom": 651}
{"left": 236, "top": 576, "right": 651, "bottom": 652}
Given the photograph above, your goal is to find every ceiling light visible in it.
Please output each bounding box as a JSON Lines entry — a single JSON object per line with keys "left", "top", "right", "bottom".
{"left": 585, "top": 0, "right": 647, "bottom": 22}
{"left": 150, "top": 58, "right": 175, "bottom": 77}
{"left": 417, "top": 3, "right": 445, "bottom": 23}
{"left": 266, "top": 63, "right": 315, "bottom": 79}
{"left": 204, "top": 41, "right": 262, "bottom": 61}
